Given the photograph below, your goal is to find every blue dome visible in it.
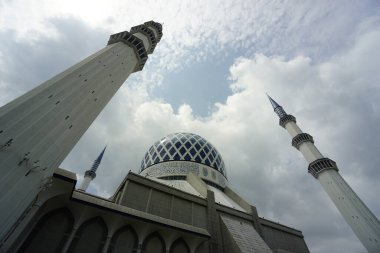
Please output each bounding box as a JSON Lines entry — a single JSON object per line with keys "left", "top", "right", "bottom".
{"left": 140, "top": 133, "right": 226, "bottom": 177}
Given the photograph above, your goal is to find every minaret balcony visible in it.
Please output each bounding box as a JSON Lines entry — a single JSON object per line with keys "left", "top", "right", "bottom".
{"left": 308, "top": 158, "right": 338, "bottom": 178}
{"left": 144, "top": 21, "right": 163, "bottom": 41}
{"left": 130, "top": 25, "right": 158, "bottom": 54}
{"left": 279, "top": 114, "right": 296, "bottom": 128}
{"left": 107, "top": 31, "right": 148, "bottom": 71}
{"left": 84, "top": 170, "right": 96, "bottom": 179}
{"left": 292, "top": 133, "right": 314, "bottom": 150}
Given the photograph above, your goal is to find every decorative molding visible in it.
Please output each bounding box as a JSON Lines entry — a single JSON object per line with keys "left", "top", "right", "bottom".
{"left": 84, "top": 170, "right": 96, "bottom": 179}
{"left": 107, "top": 31, "right": 148, "bottom": 72}
{"left": 144, "top": 21, "right": 163, "bottom": 41}
{"left": 130, "top": 24, "right": 158, "bottom": 54}
{"left": 274, "top": 106, "right": 287, "bottom": 119}
{"left": 292, "top": 133, "right": 314, "bottom": 150}
{"left": 279, "top": 114, "right": 296, "bottom": 128}
{"left": 308, "top": 158, "right": 338, "bottom": 178}
{"left": 141, "top": 161, "right": 228, "bottom": 188}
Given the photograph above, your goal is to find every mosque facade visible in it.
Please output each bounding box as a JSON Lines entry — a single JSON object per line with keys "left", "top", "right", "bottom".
{"left": 1, "top": 133, "right": 309, "bottom": 253}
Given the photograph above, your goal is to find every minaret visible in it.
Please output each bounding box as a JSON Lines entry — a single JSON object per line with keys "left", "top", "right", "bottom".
{"left": 0, "top": 21, "right": 162, "bottom": 241}
{"left": 79, "top": 146, "right": 106, "bottom": 192}
{"left": 267, "top": 95, "right": 380, "bottom": 252}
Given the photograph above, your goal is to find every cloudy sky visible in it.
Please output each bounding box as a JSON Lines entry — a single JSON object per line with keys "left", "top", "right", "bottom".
{"left": 1, "top": 0, "right": 380, "bottom": 252}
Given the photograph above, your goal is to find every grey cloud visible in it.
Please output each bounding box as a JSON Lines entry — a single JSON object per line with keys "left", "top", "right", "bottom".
{"left": 0, "top": 17, "right": 108, "bottom": 105}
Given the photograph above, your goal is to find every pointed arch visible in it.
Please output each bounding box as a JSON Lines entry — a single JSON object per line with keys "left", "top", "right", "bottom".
{"left": 68, "top": 216, "right": 108, "bottom": 253}
{"left": 141, "top": 231, "right": 166, "bottom": 253}
{"left": 108, "top": 225, "right": 138, "bottom": 253}
{"left": 195, "top": 241, "right": 209, "bottom": 253}
{"left": 170, "top": 238, "right": 190, "bottom": 253}
{"left": 18, "top": 208, "right": 74, "bottom": 253}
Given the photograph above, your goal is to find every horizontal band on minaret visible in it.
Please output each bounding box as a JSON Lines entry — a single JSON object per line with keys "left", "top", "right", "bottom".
{"left": 292, "top": 133, "right": 314, "bottom": 150}
{"left": 144, "top": 21, "right": 163, "bottom": 41}
{"left": 279, "top": 114, "right": 296, "bottom": 128}
{"left": 107, "top": 31, "right": 148, "bottom": 72}
{"left": 130, "top": 25, "right": 158, "bottom": 54}
{"left": 308, "top": 158, "right": 338, "bottom": 178}
{"left": 84, "top": 170, "right": 96, "bottom": 179}
{"left": 274, "top": 106, "right": 287, "bottom": 118}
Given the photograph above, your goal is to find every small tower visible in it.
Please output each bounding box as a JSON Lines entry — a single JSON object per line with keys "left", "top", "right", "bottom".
{"left": 79, "top": 146, "right": 106, "bottom": 192}
{"left": 267, "top": 94, "right": 380, "bottom": 252}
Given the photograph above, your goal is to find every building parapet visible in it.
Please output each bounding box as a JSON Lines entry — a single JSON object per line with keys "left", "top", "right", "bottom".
{"left": 259, "top": 217, "right": 304, "bottom": 237}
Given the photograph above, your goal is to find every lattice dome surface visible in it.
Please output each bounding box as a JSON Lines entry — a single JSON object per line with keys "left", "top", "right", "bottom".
{"left": 140, "top": 133, "right": 226, "bottom": 177}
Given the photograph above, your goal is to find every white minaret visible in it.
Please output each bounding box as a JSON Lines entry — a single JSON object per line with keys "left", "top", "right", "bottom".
{"left": 267, "top": 95, "right": 380, "bottom": 252}
{"left": 78, "top": 146, "right": 106, "bottom": 192}
{"left": 0, "top": 21, "right": 162, "bottom": 242}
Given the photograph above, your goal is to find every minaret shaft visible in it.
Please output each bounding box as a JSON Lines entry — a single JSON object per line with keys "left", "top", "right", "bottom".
{"left": 0, "top": 43, "right": 135, "bottom": 229}
{"left": 319, "top": 170, "right": 380, "bottom": 240}
{"left": 284, "top": 122, "right": 324, "bottom": 163}
{"left": 0, "top": 21, "right": 162, "bottom": 242}
{"left": 79, "top": 176, "right": 92, "bottom": 191}
{"left": 268, "top": 95, "right": 380, "bottom": 252}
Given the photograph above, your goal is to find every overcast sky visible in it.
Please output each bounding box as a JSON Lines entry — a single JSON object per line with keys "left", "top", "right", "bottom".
{"left": 1, "top": 1, "right": 380, "bottom": 252}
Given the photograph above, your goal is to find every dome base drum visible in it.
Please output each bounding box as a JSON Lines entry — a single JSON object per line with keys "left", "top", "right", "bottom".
{"left": 139, "top": 160, "right": 228, "bottom": 188}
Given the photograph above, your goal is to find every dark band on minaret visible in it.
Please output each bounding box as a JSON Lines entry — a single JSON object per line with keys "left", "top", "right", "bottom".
{"left": 130, "top": 25, "right": 158, "bottom": 54}
{"left": 144, "top": 21, "right": 163, "bottom": 41}
{"left": 108, "top": 31, "right": 148, "bottom": 72}
{"left": 108, "top": 21, "right": 162, "bottom": 72}
{"left": 279, "top": 115, "right": 296, "bottom": 128}
{"left": 308, "top": 158, "right": 339, "bottom": 178}
{"left": 292, "top": 133, "right": 314, "bottom": 150}
{"left": 84, "top": 170, "right": 96, "bottom": 179}
{"left": 266, "top": 94, "right": 296, "bottom": 128}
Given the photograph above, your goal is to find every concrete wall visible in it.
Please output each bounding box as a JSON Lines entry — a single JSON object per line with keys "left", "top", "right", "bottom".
{"left": 11, "top": 195, "right": 207, "bottom": 253}
{"left": 120, "top": 174, "right": 208, "bottom": 230}
{"left": 1, "top": 169, "right": 311, "bottom": 253}
{"left": 260, "top": 219, "right": 310, "bottom": 253}
{"left": 0, "top": 170, "right": 209, "bottom": 253}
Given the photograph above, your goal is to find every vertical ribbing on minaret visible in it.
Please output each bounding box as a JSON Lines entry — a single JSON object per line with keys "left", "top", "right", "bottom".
{"left": 78, "top": 146, "right": 106, "bottom": 192}
{"left": 0, "top": 21, "right": 162, "bottom": 242}
{"left": 267, "top": 94, "right": 380, "bottom": 252}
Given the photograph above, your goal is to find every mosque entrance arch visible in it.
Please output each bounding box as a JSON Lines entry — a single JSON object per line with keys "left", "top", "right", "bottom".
{"left": 141, "top": 232, "right": 165, "bottom": 253}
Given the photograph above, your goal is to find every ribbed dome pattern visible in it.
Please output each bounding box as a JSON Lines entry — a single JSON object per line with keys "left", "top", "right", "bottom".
{"left": 140, "top": 133, "right": 226, "bottom": 177}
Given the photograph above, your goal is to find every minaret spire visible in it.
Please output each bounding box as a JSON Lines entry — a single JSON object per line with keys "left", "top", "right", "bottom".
{"left": 268, "top": 94, "right": 380, "bottom": 252}
{"left": 266, "top": 94, "right": 287, "bottom": 119}
{"left": 79, "top": 146, "right": 107, "bottom": 192}
{"left": 90, "top": 145, "right": 107, "bottom": 174}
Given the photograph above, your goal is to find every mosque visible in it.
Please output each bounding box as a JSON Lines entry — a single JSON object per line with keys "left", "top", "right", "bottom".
{"left": 0, "top": 19, "right": 378, "bottom": 253}
{"left": 2, "top": 132, "right": 310, "bottom": 253}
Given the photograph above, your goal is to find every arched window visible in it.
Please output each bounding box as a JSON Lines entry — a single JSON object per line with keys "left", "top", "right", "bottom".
{"left": 68, "top": 217, "right": 107, "bottom": 253}
{"left": 141, "top": 232, "right": 165, "bottom": 253}
{"left": 18, "top": 208, "right": 74, "bottom": 253}
{"left": 108, "top": 225, "right": 138, "bottom": 253}
{"left": 170, "top": 238, "right": 190, "bottom": 253}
